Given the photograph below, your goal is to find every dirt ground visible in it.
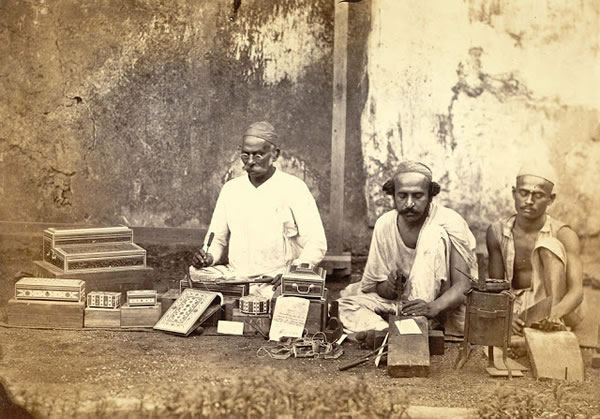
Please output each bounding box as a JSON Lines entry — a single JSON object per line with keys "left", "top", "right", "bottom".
{"left": 1, "top": 244, "right": 599, "bottom": 417}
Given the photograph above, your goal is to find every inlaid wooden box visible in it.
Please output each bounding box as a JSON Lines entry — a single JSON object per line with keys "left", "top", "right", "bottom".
{"left": 15, "top": 277, "right": 85, "bottom": 302}
{"left": 281, "top": 263, "right": 326, "bottom": 299}
{"left": 126, "top": 290, "right": 157, "bottom": 307}
{"left": 87, "top": 291, "right": 122, "bottom": 309}
{"left": 8, "top": 299, "right": 84, "bottom": 328}
{"left": 84, "top": 307, "right": 121, "bottom": 328}
{"left": 120, "top": 303, "right": 162, "bottom": 328}
{"left": 44, "top": 242, "right": 147, "bottom": 273}
{"left": 43, "top": 226, "right": 133, "bottom": 264}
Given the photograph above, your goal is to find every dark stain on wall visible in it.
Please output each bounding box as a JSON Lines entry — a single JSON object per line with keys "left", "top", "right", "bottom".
{"left": 0, "top": 0, "right": 370, "bottom": 252}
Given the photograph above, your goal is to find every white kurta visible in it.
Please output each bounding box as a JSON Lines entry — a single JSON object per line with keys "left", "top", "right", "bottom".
{"left": 201, "top": 169, "right": 327, "bottom": 281}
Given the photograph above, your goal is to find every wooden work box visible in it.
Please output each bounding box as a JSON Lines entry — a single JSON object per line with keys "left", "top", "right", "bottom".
{"left": 84, "top": 307, "right": 121, "bottom": 328}
{"left": 120, "top": 303, "right": 162, "bottom": 328}
{"left": 15, "top": 277, "right": 85, "bottom": 302}
{"left": 281, "top": 263, "right": 326, "bottom": 299}
{"left": 33, "top": 260, "right": 154, "bottom": 293}
{"left": 8, "top": 299, "right": 84, "bottom": 328}
{"left": 231, "top": 308, "right": 271, "bottom": 336}
{"left": 44, "top": 242, "right": 147, "bottom": 273}
{"left": 180, "top": 279, "right": 249, "bottom": 298}
{"left": 43, "top": 226, "right": 133, "bottom": 263}
{"left": 388, "top": 315, "right": 430, "bottom": 378}
{"left": 271, "top": 289, "right": 329, "bottom": 335}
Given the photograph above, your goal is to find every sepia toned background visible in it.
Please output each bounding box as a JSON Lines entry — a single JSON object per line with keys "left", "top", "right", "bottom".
{"left": 1, "top": 0, "right": 598, "bottom": 264}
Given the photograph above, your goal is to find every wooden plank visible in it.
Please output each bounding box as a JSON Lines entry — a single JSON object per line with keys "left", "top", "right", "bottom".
{"left": 523, "top": 327, "right": 584, "bottom": 381}
{"left": 387, "top": 315, "right": 430, "bottom": 377}
{"left": 32, "top": 260, "right": 154, "bottom": 293}
{"left": 120, "top": 303, "right": 162, "bottom": 328}
{"left": 84, "top": 307, "right": 121, "bottom": 328}
{"left": 329, "top": 0, "right": 348, "bottom": 255}
{"left": 7, "top": 299, "right": 84, "bottom": 328}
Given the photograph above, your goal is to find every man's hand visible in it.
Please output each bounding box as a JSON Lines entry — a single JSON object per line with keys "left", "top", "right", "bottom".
{"left": 401, "top": 299, "right": 438, "bottom": 318}
{"left": 512, "top": 317, "right": 525, "bottom": 335}
{"left": 386, "top": 269, "right": 405, "bottom": 299}
{"left": 191, "top": 249, "right": 214, "bottom": 269}
{"left": 270, "top": 274, "right": 283, "bottom": 290}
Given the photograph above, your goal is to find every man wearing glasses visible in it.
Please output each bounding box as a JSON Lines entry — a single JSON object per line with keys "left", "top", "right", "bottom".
{"left": 487, "top": 162, "right": 584, "bottom": 336}
{"left": 190, "top": 121, "right": 327, "bottom": 297}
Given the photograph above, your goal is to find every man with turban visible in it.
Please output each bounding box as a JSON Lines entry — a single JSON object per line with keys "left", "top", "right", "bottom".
{"left": 338, "top": 161, "right": 478, "bottom": 336}
{"left": 190, "top": 121, "right": 327, "bottom": 297}
{"left": 487, "top": 161, "right": 584, "bottom": 335}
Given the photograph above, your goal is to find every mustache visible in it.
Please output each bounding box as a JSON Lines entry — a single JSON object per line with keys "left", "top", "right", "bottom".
{"left": 399, "top": 207, "right": 418, "bottom": 215}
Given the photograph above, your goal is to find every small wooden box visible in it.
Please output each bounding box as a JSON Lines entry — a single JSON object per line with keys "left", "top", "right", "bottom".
{"left": 231, "top": 308, "right": 271, "bottom": 336}
{"left": 127, "top": 290, "right": 158, "bottom": 306}
{"left": 8, "top": 299, "right": 84, "bottom": 328}
{"left": 43, "top": 226, "right": 133, "bottom": 265}
{"left": 87, "top": 291, "right": 122, "bottom": 308}
{"left": 281, "top": 263, "right": 326, "bottom": 299}
{"left": 15, "top": 277, "right": 85, "bottom": 302}
{"left": 120, "top": 303, "right": 162, "bottom": 328}
{"left": 84, "top": 307, "right": 121, "bottom": 328}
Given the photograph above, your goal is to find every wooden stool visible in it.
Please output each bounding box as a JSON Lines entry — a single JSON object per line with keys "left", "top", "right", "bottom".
{"left": 455, "top": 289, "right": 515, "bottom": 378}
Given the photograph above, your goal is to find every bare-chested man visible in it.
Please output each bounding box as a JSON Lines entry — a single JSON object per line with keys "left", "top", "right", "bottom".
{"left": 487, "top": 163, "right": 584, "bottom": 335}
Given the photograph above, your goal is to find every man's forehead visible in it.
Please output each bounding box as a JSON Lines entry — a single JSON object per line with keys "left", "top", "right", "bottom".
{"left": 516, "top": 175, "right": 553, "bottom": 191}
{"left": 241, "top": 136, "right": 272, "bottom": 150}
{"left": 393, "top": 172, "right": 429, "bottom": 190}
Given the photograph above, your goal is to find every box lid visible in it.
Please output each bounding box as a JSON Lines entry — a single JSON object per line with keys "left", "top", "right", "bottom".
{"left": 16, "top": 277, "right": 85, "bottom": 288}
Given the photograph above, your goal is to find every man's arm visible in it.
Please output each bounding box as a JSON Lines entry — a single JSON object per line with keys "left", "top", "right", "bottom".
{"left": 402, "top": 243, "right": 471, "bottom": 318}
{"left": 486, "top": 224, "right": 505, "bottom": 280}
{"left": 192, "top": 187, "right": 230, "bottom": 268}
{"left": 289, "top": 182, "right": 327, "bottom": 265}
{"left": 550, "top": 226, "right": 584, "bottom": 321}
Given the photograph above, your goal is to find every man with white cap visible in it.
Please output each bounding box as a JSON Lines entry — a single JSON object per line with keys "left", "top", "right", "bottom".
{"left": 487, "top": 161, "right": 584, "bottom": 334}
{"left": 190, "top": 121, "right": 327, "bottom": 297}
{"left": 337, "top": 161, "right": 478, "bottom": 337}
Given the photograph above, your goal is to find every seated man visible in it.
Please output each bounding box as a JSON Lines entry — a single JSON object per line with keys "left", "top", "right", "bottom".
{"left": 486, "top": 162, "right": 584, "bottom": 334}
{"left": 338, "top": 161, "right": 478, "bottom": 336}
{"left": 190, "top": 121, "right": 327, "bottom": 297}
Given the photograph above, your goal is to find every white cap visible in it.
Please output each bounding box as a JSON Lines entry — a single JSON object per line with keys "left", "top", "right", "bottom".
{"left": 517, "top": 160, "right": 558, "bottom": 186}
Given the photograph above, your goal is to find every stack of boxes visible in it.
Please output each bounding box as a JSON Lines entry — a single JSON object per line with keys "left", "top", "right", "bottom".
{"left": 8, "top": 277, "right": 86, "bottom": 328}
{"left": 84, "top": 291, "right": 122, "bottom": 328}
{"left": 276, "top": 263, "right": 329, "bottom": 335}
{"left": 42, "top": 226, "right": 147, "bottom": 273}
{"left": 121, "top": 290, "right": 161, "bottom": 328}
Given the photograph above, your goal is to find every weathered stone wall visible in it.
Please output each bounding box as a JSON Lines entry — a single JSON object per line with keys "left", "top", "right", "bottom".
{"left": 362, "top": 0, "right": 600, "bottom": 262}
{"left": 0, "top": 0, "right": 370, "bottom": 250}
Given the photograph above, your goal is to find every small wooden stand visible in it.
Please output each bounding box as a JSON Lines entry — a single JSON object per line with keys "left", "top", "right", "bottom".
{"left": 85, "top": 307, "right": 121, "bottom": 328}
{"left": 455, "top": 289, "right": 514, "bottom": 378}
{"left": 121, "top": 303, "right": 162, "bottom": 328}
{"left": 8, "top": 299, "right": 84, "bottom": 328}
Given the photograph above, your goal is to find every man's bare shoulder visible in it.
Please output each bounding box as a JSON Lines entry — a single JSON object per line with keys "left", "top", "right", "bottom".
{"left": 556, "top": 225, "right": 581, "bottom": 253}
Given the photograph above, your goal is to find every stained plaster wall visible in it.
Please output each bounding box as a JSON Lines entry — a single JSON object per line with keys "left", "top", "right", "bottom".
{"left": 362, "top": 0, "right": 600, "bottom": 264}
{"left": 0, "top": 0, "right": 370, "bottom": 251}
